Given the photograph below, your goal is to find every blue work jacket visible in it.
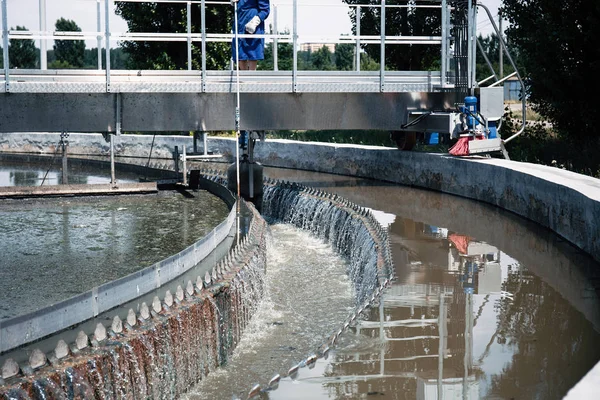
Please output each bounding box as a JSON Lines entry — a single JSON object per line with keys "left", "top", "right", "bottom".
{"left": 232, "top": 0, "right": 270, "bottom": 61}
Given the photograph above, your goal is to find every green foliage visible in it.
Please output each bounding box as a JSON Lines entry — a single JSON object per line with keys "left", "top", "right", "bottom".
{"left": 342, "top": 0, "right": 441, "bottom": 71}
{"left": 335, "top": 43, "right": 354, "bottom": 71}
{"left": 54, "top": 18, "right": 85, "bottom": 68}
{"left": 115, "top": 2, "right": 231, "bottom": 70}
{"left": 83, "top": 48, "right": 130, "bottom": 69}
{"left": 502, "top": 108, "right": 600, "bottom": 178}
{"left": 360, "top": 52, "right": 380, "bottom": 71}
{"left": 311, "top": 46, "right": 335, "bottom": 70}
{"left": 267, "top": 130, "right": 395, "bottom": 147}
{"left": 48, "top": 59, "right": 73, "bottom": 69}
{"left": 9, "top": 26, "right": 38, "bottom": 69}
{"left": 259, "top": 29, "right": 294, "bottom": 70}
{"left": 501, "top": 0, "right": 600, "bottom": 143}
{"left": 475, "top": 33, "right": 516, "bottom": 82}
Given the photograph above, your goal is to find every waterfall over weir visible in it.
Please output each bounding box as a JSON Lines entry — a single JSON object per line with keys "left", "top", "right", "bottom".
{"left": 262, "top": 180, "right": 394, "bottom": 307}
{"left": 0, "top": 172, "right": 394, "bottom": 400}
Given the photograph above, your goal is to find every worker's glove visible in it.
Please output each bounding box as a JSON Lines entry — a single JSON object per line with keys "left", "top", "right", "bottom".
{"left": 245, "top": 16, "right": 261, "bottom": 34}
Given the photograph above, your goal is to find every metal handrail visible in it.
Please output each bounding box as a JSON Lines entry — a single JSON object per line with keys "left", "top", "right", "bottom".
{"left": 1, "top": 0, "right": 449, "bottom": 94}
{"left": 477, "top": 2, "right": 526, "bottom": 144}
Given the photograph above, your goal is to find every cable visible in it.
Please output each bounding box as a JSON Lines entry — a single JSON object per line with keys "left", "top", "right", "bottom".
{"left": 400, "top": 111, "right": 432, "bottom": 129}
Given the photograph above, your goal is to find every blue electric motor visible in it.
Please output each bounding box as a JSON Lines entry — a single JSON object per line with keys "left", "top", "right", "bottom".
{"left": 461, "top": 95, "right": 479, "bottom": 130}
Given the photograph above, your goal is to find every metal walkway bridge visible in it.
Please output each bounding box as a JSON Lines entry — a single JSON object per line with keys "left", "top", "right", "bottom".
{"left": 0, "top": 0, "right": 522, "bottom": 138}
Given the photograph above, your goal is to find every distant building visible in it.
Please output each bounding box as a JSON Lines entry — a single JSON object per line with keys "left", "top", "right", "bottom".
{"left": 300, "top": 43, "right": 336, "bottom": 53}
{"left": 504, "top": 75, "right": 525, "bottom": 102}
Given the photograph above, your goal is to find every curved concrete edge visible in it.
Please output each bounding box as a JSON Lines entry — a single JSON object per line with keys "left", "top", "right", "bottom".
{"left": 2, "top": 133, "right": 600, "bottom": 397}
{"left": 0, "top": 177, "right": 236, "bottom": 355}
{"left": 5, "top": 132, "right": 598, "bottom": 266}
{"left": 564, "top": 361, "right": 600, "bottom": 399}
{"left": 243, "top": 139, "right": 600, "bottom": 265}
{"left": 0, "top": 195, "right": 270, "bottom": 397}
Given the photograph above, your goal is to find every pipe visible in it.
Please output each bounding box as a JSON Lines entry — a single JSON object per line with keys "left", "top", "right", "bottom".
{"left": 477, "top": 2, "right": 526, "bottom": 144}
{"left": 476, "top": 37, "right": 498, "bottom": 83}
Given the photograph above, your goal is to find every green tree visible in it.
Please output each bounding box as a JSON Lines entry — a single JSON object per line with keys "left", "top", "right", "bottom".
{"left": 501, "top": 0, "right": 600, "bottom": 142}
{"left": 334, "top": 43, "right": 355, "bottom": 71}
{"left": 360, "top": 52, "right": 379, "bottom": 71}
{"left": 54, "top": 18, "right": 85, "bottom": 68}
{"left": 259, "top": 29, "right": 294, "bottom": 70}
{"left": 311, "top": 46, "right": 335, "bottom": 70}
{"left": 115, "top": 2, "right": 231, "bottom": 70}
{"left": 9, "top": 26, "right": 38, "bottom": 69}
{"left": 83, "top": 48, "right": 130, "bottom": 69}
{"left": 475, "top": 33, "right": 516, "bottom": 83}
{"left": 342, "top": 0, "right": 441, "bottom": 71}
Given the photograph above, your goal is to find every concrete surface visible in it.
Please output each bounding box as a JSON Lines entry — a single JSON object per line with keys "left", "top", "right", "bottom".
{"left": 1, "top": 132, "right": 600, "bottom": 397}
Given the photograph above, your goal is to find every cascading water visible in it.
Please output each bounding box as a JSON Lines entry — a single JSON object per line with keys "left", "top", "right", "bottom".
{"left": 0, "top": 171, "right": 393, "bottom": 400}
{"left": 183, "top": 223, "right": 355, "bottom": 400}
{"left": 262, "top": 182, "right": 390, "bottom": 307}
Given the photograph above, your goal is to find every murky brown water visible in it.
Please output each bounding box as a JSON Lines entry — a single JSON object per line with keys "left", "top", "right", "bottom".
{"left": 182, "top": 164, "right": 600, "bottom": 400}
{"left": 2, "top": 157, "right": 599, "bottom": 399}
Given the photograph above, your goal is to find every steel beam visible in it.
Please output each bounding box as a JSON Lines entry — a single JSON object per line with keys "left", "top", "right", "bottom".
{"left": 0, "top": 92, "right": 459, "bottom": 132}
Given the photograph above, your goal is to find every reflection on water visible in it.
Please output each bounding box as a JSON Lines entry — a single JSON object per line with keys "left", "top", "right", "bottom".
{"left": 264, "top": 217, "right": 600, "bottom": 400}
{"left": 248, "top": 167, "right": 600, "bottom": 400}
{"left": 0, "top": 160, "right": 137, "bottom": 186}
{"left": 0, "top": 190, "right": 229, "bottom": 320}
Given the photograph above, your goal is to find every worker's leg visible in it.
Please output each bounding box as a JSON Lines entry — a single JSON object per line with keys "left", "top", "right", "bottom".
{"left": 239, "top": 60, "right": 257, "bottom": 71}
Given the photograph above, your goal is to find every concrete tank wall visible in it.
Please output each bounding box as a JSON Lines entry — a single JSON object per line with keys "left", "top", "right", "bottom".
{"left": 2, "top": 132, "right": 598, "bottom": 263}
{"left": 1, "top": 132, "right": 599, "bottom": 397}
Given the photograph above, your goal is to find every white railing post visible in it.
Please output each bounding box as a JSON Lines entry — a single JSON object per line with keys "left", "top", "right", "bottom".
{"left": 273, "top": 4, "right": 278, "bottom": 71}
{"left": 441, "top": 0, "right": 447, "bottom": 86}
{"left": 292, "top": 0, "right": 298, "bottom": 92}
{"left": 355, "top": 5, "right": 361, "bottom": 72}
{"left": 96, "top": 0, "right": 102, "bottom": 70}
{"left": 39, "top": 0, "right": 47, "bottom": 70}
{"left": 2, "top": 0, "right": 9, "bottom": 92}
{"left": 380, "top": 0, "right": 385, "bottom": 92}
{"left": 187, "top": 1, "right": 192, "bottom": 71}
{"left": 201, "top": 0, "right": 206, "bottom": 92}
{"left": 105, "top": 0, "right": 111, "bottom": 92}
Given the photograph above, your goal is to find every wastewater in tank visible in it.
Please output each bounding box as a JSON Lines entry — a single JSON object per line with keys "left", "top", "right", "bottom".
{"left": 179, "top": 165, "right": 600, "bottom": 400}
{"left": 0, "top": 160, "right": 230, "bottom": 320}
{"left": 1, "top": 159, "right": 600, "bottom": 400}
{"left": 0, "top": 158, "right": 139, "bottom": 186}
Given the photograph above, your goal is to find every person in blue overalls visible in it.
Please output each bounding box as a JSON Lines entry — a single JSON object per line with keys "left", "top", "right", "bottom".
{"left": 231, "top": 0, "right": 270, "bottom": 71}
